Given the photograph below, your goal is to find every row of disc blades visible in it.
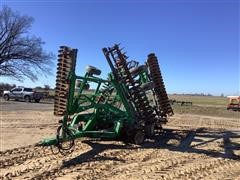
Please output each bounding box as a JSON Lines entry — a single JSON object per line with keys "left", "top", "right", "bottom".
{"left": 54, "top": 46, "right": 76, "bottom": 116}
{"left": 112, "top": 46, "right": 155, "bottom": 124}
{"left": 147, "top": 53, "right": 174, "bottom": 117}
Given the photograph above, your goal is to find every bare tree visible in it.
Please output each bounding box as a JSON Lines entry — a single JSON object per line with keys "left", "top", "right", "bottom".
{"left": 44, "top": 84, "right": 50, "bottom": 90}
{"left": 35, "top": 86, "right": 42, "bottom": 90}
{"left": 0, "top": 6, "right": 54, "bottom": 81}
{"left": 0, "top": 82, "right": 16, "bottom": 90}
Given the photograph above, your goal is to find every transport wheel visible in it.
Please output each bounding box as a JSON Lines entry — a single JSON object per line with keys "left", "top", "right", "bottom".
{"left": 35, "top": 99, "right": 40, "bottom": 103}
{"left": 3, "top": 94, "right": 9, "bottom": 101}
{"left": 86, "top": 65, "right": 101, "bottom": 76}
{"left": 24, "top": 96, "right": 31, "bottom": 102}
{"left": 133, "top": 131, "right": 145, "bottom": 145}
{"left": 140, "top": 82, "right": 155, "bottom": 92}
{"left": 130, "top": 65, "right": 148, "bottom": 77}
{"left": 145, "top": 123, "right": 155, "bottom": 138}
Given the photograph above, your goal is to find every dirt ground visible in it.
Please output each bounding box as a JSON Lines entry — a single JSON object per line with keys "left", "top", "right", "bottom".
{"left": 0, "top": 99, "right": 240, "bottom": 179}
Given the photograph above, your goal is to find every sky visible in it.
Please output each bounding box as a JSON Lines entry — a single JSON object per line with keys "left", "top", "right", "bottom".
{"left": 0, "top": 0, "right": 239, "bottom": 96}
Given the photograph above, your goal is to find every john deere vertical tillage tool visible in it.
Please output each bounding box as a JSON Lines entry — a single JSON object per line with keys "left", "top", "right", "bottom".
{"left": 40, "top": 44, "right": 173, "bottom": 152}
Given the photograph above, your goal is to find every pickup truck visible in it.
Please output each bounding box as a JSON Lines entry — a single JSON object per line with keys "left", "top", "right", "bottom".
{"left": 3, "top": 87, "right": 43, "bottom": 103}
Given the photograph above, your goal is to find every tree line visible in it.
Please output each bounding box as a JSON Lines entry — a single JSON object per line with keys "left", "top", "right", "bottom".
{"left": 0, "top": 83, "right": 52, "bottom": 90}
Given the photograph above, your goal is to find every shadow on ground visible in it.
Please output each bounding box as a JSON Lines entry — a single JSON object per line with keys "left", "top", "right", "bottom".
{"left": 62, "top": 128, "right": 240, "bottom": 168}
{"left": 158, "top": 128, "right": 240, "bottom": 160}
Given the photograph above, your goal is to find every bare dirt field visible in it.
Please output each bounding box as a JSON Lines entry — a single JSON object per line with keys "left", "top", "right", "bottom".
{"left": 0, "top": 98, "right": 240, "bottom": 179}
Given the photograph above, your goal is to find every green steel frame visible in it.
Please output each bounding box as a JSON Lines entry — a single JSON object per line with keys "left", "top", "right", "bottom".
{"left": 40, "top": 45, "right": 173, "bottom": 149}
{"left": 40, "top": 68, "right": 149, "bottom": 147}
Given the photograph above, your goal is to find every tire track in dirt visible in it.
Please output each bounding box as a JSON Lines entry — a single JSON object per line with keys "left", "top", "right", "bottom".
{"left": 0, "top": 128, "right": 197, "bottom": 179}
{"left": 57, "top": 130, "right": 201, "bottom": 180}
{"left": 1, "top": 124, "right": 57, "bottom": 129}
{"left": 33, "top": 142, "right": 180, "bottom": 179}
{"left": 0, "top": 141, "right": 91, "bottom": 179}
{"left": 30, "top": 143, "right": 169, "bottom": 179}
{"left": 167, "top": 157, "right": 239, "bottom": 179}
{"left": 1, "top": 142, "right": 239, "bottom": 180}
{"left": 199, "top": 159, "right": 240, "bottom": 179}
{"left": 30, "top": 145, "right": 142, "bottom": 179}
{"left": 1, "top": 116, "right": 239, "bottom": 180}
{"left": 155, "top": 127, "right": 239, "bottom": 179}
{"left": 1, "top": 140, "right": 133, "bottom": 179}
{"left": 32, "top": 150, "right": 129, "bottom": 179}
{"left": 102, "top": 152, "right": 203, "bottom": 179}
{"left": 58, "top": 150, "right": 158, "bottom": 180}
{"left": 0, "top": 145, "right": 53, "bottom": 169}
{"left": 211, "top": 163, "right": 240, "bottom": 179}
{"left": 101, "top": 129, "right": 205, "bottom": 179}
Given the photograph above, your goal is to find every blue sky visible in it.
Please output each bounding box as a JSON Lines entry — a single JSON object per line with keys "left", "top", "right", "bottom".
{"left": 0, "top": 0, "right": 239, "bottom": 95}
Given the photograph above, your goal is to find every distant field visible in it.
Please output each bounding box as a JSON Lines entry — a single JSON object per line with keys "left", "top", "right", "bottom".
{"left": 45, "top": 91, "right": 238, "bottom": 118}
{"left": 169, "top": 95, "right": 227, "bottom": 106}
{"left": 48, "top": 92, "right": 228, "bottom": 106}
{"left": 172, "top": 104, "right": 239, "bottom": 119}
{"left": 168, "top": 95, "right": 239, "bottom": 119}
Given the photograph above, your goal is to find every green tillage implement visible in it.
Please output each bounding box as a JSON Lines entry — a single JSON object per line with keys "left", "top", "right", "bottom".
{"left": 39, "top": 44, "right": 173, "bottom": 152}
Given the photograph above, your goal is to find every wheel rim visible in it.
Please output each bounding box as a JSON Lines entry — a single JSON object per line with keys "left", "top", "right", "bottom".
{"left": 25, "top": 96, "right": 30, "bottom": 102}
{"left": 145, "top": 124, "right": 155, "bottom": 137}
{"left": 4, "top": 95, "right": 9, "bottom": 100}
{"left": 134, "top": 131, "right": 145, "bottom": 145}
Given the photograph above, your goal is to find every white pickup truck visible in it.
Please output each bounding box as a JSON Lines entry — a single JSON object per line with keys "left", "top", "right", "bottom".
{"left": 3, "top": 87, "right": 43, "bottom": 103}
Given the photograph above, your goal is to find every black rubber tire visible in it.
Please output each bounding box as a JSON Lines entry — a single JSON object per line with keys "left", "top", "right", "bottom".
{"left": 140, "top": 82, "right": 155, "bottom": 91}
{"left": 145, "top": 124, "right": 155, "bottom": 138}
{"left": 130, "top": 65, "right": 148, "bottom": 77}
{"left": 24, "top": 96, "right": 31, "bottom": 102}
{"left": 133, "top": 131, "right": 145, "bottom": 145}
{"left": 35, "top": 99, "right": 40, "bottom": 103}
{"left": 3, "top": 94, "right": 9, "bottom": 101}
{"left": 86, "top": 65, "right": 101, "bottom": 76}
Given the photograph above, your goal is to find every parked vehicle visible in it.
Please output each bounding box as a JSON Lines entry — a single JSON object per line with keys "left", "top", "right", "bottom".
{"left": 227, "top": 96, "right": 240, "bottom": 111}
{"left": 3, "top": 87, "right": 44, "bottom": 103}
